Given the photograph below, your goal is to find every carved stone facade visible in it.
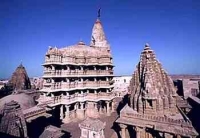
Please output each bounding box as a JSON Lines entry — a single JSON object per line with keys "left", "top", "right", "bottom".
{"left": 0, "top": 100, "right": 28, "bottom": 137}
{"left": 37, "top": 16, "right": 115, "bottom": 123}
{"left": 116, "top": 43, "right": 198, "bottom": 138}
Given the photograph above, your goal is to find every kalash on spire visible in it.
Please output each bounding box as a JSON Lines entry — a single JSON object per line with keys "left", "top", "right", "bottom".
{"left": 90, "top": 8, "right": 111, "bottom": 53}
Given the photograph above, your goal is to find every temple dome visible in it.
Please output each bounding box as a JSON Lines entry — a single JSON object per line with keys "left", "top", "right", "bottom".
{"left": 0, "top": 93, "right": 36, "bottom": 111}
{"left": 60, "top": 41, "right": 111, "bottom": 58}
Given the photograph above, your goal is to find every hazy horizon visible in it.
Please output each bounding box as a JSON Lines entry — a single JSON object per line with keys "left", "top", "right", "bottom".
{"left": 1, "top": 0, "right": 200, "bottom": 78}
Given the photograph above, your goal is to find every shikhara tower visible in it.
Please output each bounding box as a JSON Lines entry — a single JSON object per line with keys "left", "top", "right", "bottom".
{"left": 37, "top": 11, "right": 115, "bottom": 123}
{"left": 129, "top": 43, "right": 177, "bottom": 115}
{"left": 116, "top": 44, "right": 197, "bottom": 138}
{"left": 90, "top": 17, "right": 111, "bottom": 53}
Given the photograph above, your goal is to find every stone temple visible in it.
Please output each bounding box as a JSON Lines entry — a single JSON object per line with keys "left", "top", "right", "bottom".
{"left": 79, "top": 117, "right": 106, "bottom": 138}
{"left": 37, "top": 14, "right": 115, "bottom": 122}
{"left": 8, "top": 63, "right": 31, "bottom": 91}
{"left": 0, "top": 100, "right": 28, "bottom": 137}
{"left": 116, "top": 43, "right": 198, "bottom": 138}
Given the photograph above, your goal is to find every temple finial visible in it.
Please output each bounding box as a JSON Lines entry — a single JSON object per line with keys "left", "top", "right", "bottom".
{"left": 98, "top": 8, "right": 101, "bottom": 18}
{"left": 145, "top": 43, "right": 150, "bottom": 47}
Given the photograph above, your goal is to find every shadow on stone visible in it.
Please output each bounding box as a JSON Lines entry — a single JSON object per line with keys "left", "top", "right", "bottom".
{"left": 116, "top": 94, "right": 129, "bottom": 115}
{"left": 111, "top": 122, "right": 121, "bottom": 138}
{"left": 187, "top": 98, "right": 200, "bottom": 135}
{"left": 0, "top": 132, "right": 19, "bottom": 138}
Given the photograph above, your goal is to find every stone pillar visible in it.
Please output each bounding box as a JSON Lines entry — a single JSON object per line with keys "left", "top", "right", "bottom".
{"left": 135, "top": 127, "right": 145, "bottom": 138}
{"left": 74, "top": 103, "right": 78, "bottom": 110}
{"left": 146, "top": 131, "right": 153, "bottom": 138}
{"left": 99, "top": 105, "right": 103, "bottom": 114}
{"left": 94, "top": 102, "right": 98, "bottom": 109}
{"left": 86, "top": 102, "right": 99, "bottom": 118}
{"left": 164, "top": 133, "right": 173, "bottom": 138}
{"left": 77, "top": 102, "right": 85, "bottom": 119}
{"left": 119, "top": 124, "right": 127, "bottom": 138}
{"left": 106, "top": 101, "right": 111, "bottom": 116}
{"left": 94, "top": 90, "right": 97, "bottom": 94}
{"left": 94, "top": 102, "right": 99, "bottom": 116}
{"left": 80, "top": 102, "right": 84, "bottom": 109}
{"left": 106, "top": 89, "right": 109, "bottom": 93}
{"left": 60, "top": 105, "right": 64, "bottom": 120}
{"left": 111, "top": 101, "right": 115, "bottom": 112}
{"left": 63, "top": 105, "right": 70, "bottom": 123}
{"left": 177, "top": 135, "right": 181, "bottom": 138}
{"left": 135, "top": 127, "right": 140, "bottom": 138}
{"left": 51, "top": 93, "right": 54, "bottom": 98}
{"left": 51, "top": 65, "right": 55, "bottom": 70}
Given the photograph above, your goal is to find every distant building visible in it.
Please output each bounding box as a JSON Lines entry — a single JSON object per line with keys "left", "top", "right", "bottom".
{"left": 116, "top": 43, "right": 198, "bottom": 138}
{"left": 37, "top": 13, "right": 115, "bottom": 123}
{"left": 182, "top": 79, "right": 200, "bottom": 99}
{"left": 79, "top": 117, "right": 106, "bottom": 138}
{"left": 173, "top": 78, "right": 200, "bottom": 99}
{"left": 113, "top": 76, "right": 132, "bottom": 97}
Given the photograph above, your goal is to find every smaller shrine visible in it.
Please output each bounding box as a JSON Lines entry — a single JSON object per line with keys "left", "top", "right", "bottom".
{"left": 0, "top": 100, "right": 28, "bottom": 138}
{"left": 79, "top": 117, "right": 106, "bottom": 138}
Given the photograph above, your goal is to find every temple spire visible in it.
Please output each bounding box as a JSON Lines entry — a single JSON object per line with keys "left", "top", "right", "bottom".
{"left": 90, "top": 9, "right": 110, "bottom": 52}
{"left": 129, "top": 43, "right": 177, "bottom": 115}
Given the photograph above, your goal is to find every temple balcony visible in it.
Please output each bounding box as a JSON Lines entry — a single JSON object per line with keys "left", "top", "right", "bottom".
{"left": 43, "top": 59, "right": 112, "bottom": 65}
{"left": 43, "top": 70, "right": 114, "bottom": 77}
{"left": 38, "top": 92, "right": 115, "bottom": 107}
{"left": 43, "top": 81, "right": 112, "bottom": 90}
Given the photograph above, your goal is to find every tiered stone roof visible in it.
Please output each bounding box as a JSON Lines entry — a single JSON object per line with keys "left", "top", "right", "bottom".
{"left": 90, "top": 18, "right": 111, "bottom": 52}
{"left": 116, "top": 43, "right": 198, "bottom": 137}
{"left": 0, "top": 100, "right": 28, "bottom": 137}
{"left": 9, "top": 63, "right": 31, "bottom": 90}
{"left": 79, "top": 117, "right": 106, "bottom": 131}
{"left": 129, "top": 43, "right": 177, "bottom": 115}
{"left": 47, "top": 41, "right": 111, "bottom": 58}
